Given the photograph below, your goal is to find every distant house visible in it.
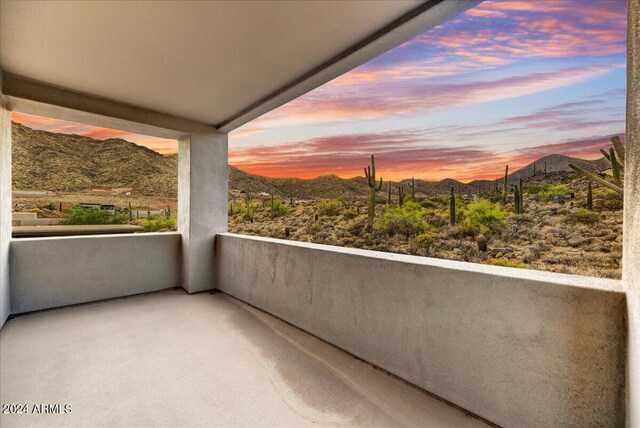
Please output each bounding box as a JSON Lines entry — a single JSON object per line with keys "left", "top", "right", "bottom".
{"left": 78, "top": 203, "right": 117, "bottom": 214}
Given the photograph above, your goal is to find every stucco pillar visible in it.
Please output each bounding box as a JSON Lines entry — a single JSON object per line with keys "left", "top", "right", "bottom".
{"left": 178, "top": 130, "right": 228, "bottom": 293}
{"left": 0, "top": 76, "right": 11, "bottom": 327}
{"left": 625, "top": 0, "right": 640, "bottom": 425}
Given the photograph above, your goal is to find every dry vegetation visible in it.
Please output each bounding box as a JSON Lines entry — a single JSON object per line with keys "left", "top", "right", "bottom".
{"left": 229, "top": 173, "right": 623, "bottom": 279}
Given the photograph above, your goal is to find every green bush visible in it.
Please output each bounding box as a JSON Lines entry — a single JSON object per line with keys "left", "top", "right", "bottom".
{"left": 420, "top": 199, "right": 441, "bottom": 209}
{"left": 317, "top": 200, "right": 340, "bottom": 216}
{"left": 526, "top": 183, "right": 551, "bottom": 194}
{"left": 565, "top": 208, "right": 599, "bottom": 224}
{"left": 228, "top": 202, "right": 243, "bottom": 216}
{"left": 485, "top": 258, "right": 526, "bottom": 268}
{"left": 414, "top": 229, "right": 437, "bottom": 248}
{"left": 461, "top": 200, "right": 507, "bottom": 235}
{"left": 539, "top": 184, "right": 571, "bottom": 200}
{"left": 60, "top": 207, "right": 127, "bottom": 225}
{"left": 271, "top": 199, "right": 291, "bottom": 217}
{"left": 377, "top": 201, "right": 428, "bottom": 237}
{"left": 140, "top": 216, "right": 177, "bottom": 232}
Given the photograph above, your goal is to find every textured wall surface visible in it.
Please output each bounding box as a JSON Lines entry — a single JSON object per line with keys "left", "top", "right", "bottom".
{"left": 10, "top": 233, "right": 181, "bottom": 313}
{"left": 0, "top": 77, "right": 10, "bottom": 327}
{"left": 625, "top": 0, "right": 640, "bottom": 426}
{"left": 216, "top": 233, "right": 626, "bottom": 427}
{"left": 178, "top": 131, "right": 228, "bottom": 293}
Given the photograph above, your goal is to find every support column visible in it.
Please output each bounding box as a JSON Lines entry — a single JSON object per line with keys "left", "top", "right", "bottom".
{"left": 0, "top": 77, "right": 11, "bottom": 327}
{"left": 178, "top": 129, "right": 228, "bottom": 293}
{"left": 625, "top": 0, "right": 640, "bottom": 425}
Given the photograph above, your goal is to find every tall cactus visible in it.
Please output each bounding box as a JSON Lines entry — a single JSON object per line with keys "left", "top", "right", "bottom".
{"left": 518, "top": 178, "right": 524, "bottom": 213}
{"left": 387, "top": 181, "right": 392, "bottom": 205}
{"left": 408, "top": 177, "right": 416, "bottom": 199}
{"left": 398, "top": 186, "right": 405, "bottom": 207}
{"left": 502, "top": 165, "right": 509, "bottom": 205}
{"left": 544, "top": 161, "right": 547, "bottom": 175}
{"left": 569, "top": 136, "right": 624, "bottom": 195}
{"left": 270, "top": 194, "right": 275, "bottom": 219}
{"left": 514, "top": 178, "right": 524, "bottom": 214}
{"left": 364, "top": 155, "right": 383, "bottom": 231}
{"left": 587, "top": 180, "right": 593, "bottom": 210}
{"left": 449, "top": 186, "right": 456, "bottom": 225}
{"left": 533, "top": 163, "right": 536, "bottom": 177}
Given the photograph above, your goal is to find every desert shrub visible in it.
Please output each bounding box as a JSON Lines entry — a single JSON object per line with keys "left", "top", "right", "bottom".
{"left": 461, "top": 200, "right": 507, "bottom": 235}
{"left": 60, "top": 207, "right": 127, "bottom": 225}
{"left": 228, "top": 202, "right": 243, "bottom": 216}
{"left": 539, "top": 184, "right": 571, "bottom": 200}
{"left": 564, "top": 208, "right": 599, "bottom": 224}
{"left": 599, "top": 189, "right": 623, "bottom": 211}
{"left": 526, "top": 183, "right": 550, "bottom": 194}
{"left": 317, "top": 200, "right": 340, "bottom": 216}
{"left": 270, "top": 199, "right": 291, "bottom": 217}
{"left": 485, "top": 258, "right": 526, "bottom": 268}
{"left": 342, "top": 209, "right": 358, "bottom": 220}
{"left": 347, "top": 218, "right": 366, "bottom": 234}
{"left": 241, "top": 203, "right": 255, "bottom": 221}
{"left": 414, "top": 228, "right": 437, "bottom": 248}
{"left": 140, "top": 216, "right": 177, "bottom": 232}
{"left": 377, "top": 202, "right": 428, "bottom": 237}
{"left": 420, "top": 198, "right": 441, "bottom": 209}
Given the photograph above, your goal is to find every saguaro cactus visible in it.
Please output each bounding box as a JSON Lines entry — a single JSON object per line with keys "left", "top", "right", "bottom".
{"left": 569, "top": 136, "right": 624, "bottom": 195}
{"left": 502, "top": 165, "right": 509, "bottom": 205}
{"left": 408, "top": 177, "right": 416, "bottom": 199}
{"left": 587, "top": 181, "right": 593, "bottom": 210}
{"left": 533, "top": 163, "right": 536, "bottom": 177}
{"left": 518, "top": 178, "right": 524, "bottom": 213}
{"left": 387, "top": 181, "right": 392, "bottom": 205}
{"left": 364, "top": 155, "right": 383, "bottom": 231}
{"left": 449, "top": 186, "right": 456, "bottom": 225}
{"left": 270, "top": 194, "right": 275, "bottom": 219}
{"left": 398, "top": 186, "right": 405, "bottom": 207}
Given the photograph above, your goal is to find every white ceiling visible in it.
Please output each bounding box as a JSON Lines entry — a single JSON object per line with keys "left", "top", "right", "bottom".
{"left": 0, "top": 0, "right": 423, "bottom": 129}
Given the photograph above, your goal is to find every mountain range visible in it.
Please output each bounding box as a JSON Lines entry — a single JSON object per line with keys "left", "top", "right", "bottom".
{"left": 12, "top": 122, "right": 610, "bottom": 199}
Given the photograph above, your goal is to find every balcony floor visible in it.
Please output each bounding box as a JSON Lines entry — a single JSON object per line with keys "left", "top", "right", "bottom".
{"left": 0, "top": 288, "right": 487, "bottom": 427}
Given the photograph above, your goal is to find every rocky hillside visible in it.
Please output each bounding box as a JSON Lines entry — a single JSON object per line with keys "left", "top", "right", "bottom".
{"left": 12, "top": 123, "right": 178, "bottom": 197}
{"left": 13, "top": 122, "right": 610, "bottom": 199}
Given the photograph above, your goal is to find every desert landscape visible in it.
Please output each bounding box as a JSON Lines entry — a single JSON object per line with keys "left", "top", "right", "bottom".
{"left": 12, "top": 123, "right": 624, "bottom": 278}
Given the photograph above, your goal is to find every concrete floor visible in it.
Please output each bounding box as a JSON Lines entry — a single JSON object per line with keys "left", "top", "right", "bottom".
{"left": 0, "top": 289, "right": 487, "bottom": 427}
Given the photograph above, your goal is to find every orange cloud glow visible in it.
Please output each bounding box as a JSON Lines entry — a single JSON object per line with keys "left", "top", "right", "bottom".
{"left": 11, "top": 112, "right": 178, "bottom": 155}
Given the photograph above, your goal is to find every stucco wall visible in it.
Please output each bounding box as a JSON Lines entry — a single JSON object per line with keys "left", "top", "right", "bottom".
{"left": 216, "top": 233, "right": 626, "bottom": 427}
{"left": 10, "top": 233, "right": 181, "bottom": 314}
{"left": 0, "top": 77, "right": 11, "bottom": 327}
{"left": 625, "top": 0, "right": 639, "bottom": 426}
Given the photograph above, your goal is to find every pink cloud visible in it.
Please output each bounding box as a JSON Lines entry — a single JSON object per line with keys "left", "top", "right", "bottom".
{"left": 11, "top": 112, "right": 178, "bottom": 155}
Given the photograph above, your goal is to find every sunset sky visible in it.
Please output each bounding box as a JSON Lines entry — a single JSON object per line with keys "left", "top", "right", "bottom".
{"left": 13, "top": 0, "right": 627, "bottom": 182}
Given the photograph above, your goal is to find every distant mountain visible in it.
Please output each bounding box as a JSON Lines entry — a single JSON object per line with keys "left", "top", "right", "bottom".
{"left": 12, "top": 122, "right": 178, "bottom": 197}
{"left": 12, "top": 122, "right": 611, "bottom": 199}
{"left": 505, "top": 154, "right": 610, "bottom": 183}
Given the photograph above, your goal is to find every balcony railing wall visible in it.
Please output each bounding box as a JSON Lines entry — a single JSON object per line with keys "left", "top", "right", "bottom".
{"left": 215, "top": 233, "right": 626, "bottom": 427}
{"left": 9, "top": 232, "right": 181, "bottom": 313}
